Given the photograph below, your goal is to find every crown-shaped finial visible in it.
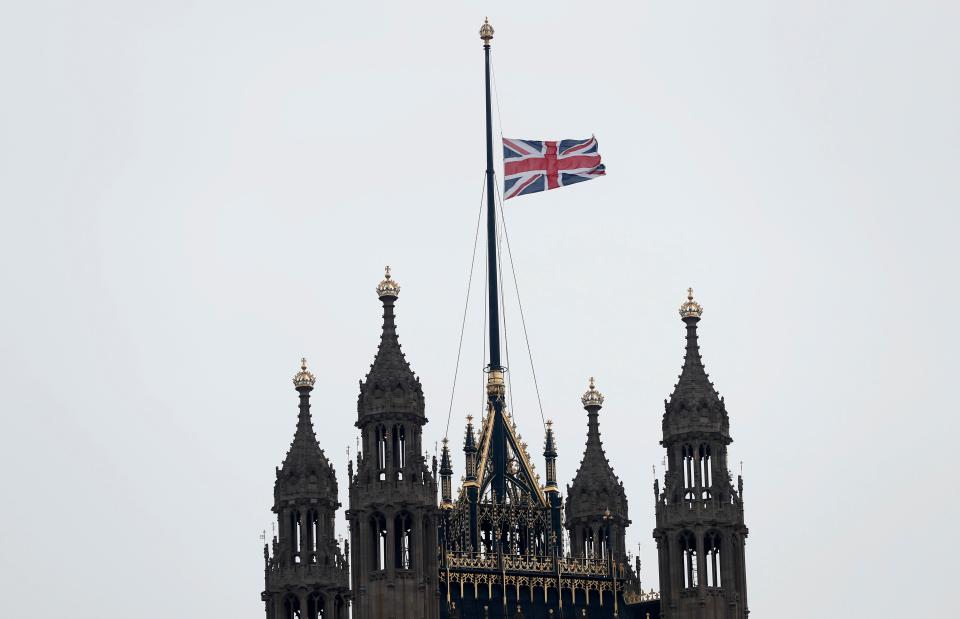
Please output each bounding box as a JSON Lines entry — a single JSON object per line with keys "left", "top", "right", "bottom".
{"left": 480, "top": 17, "right": 494, "bottom": 42}
{"left": 581, "top": 376, "right": 605, "bottom": 408}
{"left": 293, "top": 357, "right": 316, "bottom": 388}
{"left": 679, "top": 287, "right": 703, "bottom": 318}
{"left": 376, "top": 265, "right": 400, "bottom": 298}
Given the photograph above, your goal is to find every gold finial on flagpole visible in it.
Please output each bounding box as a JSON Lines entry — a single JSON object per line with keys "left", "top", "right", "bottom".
{"left": 480, "top": 17, "right": 494, "bottom": 43}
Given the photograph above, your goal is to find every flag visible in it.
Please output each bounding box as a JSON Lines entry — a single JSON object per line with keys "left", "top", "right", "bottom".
{"left": 502, "top": 136, "right": 606, "bottom": 200}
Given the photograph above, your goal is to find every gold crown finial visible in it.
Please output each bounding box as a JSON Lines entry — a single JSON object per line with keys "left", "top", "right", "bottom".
{"left": 376, "top": 265, "right": 400, "bottom": 298}
{"left": 293, "top": 357, "right": 316, "bottom": 388}
{"left": 581, "top": 376, "right": 605, "bottom": 408}
{"left": 679, "top": 287, "right": 704, "bottom": 319}
{"left": 480, "top": 17, "right": 494, "bottom": 43}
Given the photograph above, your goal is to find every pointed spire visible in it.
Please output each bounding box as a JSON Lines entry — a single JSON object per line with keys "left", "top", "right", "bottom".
{"left": 664, "top": 288, "right": 729, "bottom": 438}
{"left": 358, "top": 267, "right": 423, "bottom": 418}
{"left": 278, "top": 359, "right": 337, "bottom": 499}
{"left": 544, "top": 419, "right": 558, "bottom": 491}
{"left": 440, "top": 438, "right": 454, "bottom": 508}
{"left": 543, "top": 419, "right": 557, "bottom": 458}
{"left": 463, "top": 415, "right": 478, "bottom": 481}
{"left": 440, "top": 437, "right": 453, "bottom": 474}
{"left": 463, "top": 414, "right": 477, "bottom": 452}
{"left": 566, "top": 377, "right": 628, "bottom": 522}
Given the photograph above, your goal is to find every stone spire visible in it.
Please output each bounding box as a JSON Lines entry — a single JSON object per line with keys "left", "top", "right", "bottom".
{"left": 277, "top": 358, "right": 337, "bottom": 501}
{"left": 565, "top": 378, "right": 629, "bottom": 560}
{"left": 357, "top": 267, "right": 424, "bottom": 419}
{"left": 654, "top": 289, "right": 748, "bottom": 619}
{"left": 566, "top": 377, "right": 628, "bottom": 523}
{"left": 264, "top": 358, "right": 350, "bottom": 617}
{"left": 663, "top": 288, "right": 729, "bottom": 440}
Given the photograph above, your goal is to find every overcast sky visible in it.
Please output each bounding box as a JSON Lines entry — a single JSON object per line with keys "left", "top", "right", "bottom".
{"left": 2, "top": 1, "right": 958, "bottom": 617}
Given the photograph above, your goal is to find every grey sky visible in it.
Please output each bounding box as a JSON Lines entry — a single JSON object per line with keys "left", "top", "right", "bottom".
{"left": 1, "top": 1, "right": 958, "bottom": 617}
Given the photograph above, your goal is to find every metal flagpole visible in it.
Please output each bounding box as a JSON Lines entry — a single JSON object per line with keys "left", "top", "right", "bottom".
{"left": 482, "top": 18, "right": 501, "bottom": 372}
{"left": 480, "top": 17, "right": 508, "bottom": 504}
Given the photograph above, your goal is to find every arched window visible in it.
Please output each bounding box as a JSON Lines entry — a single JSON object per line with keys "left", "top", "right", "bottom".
{"left": 598, "top": 526, "right": 609, "bottom": 559}
{"left": 682, "top": 445, "right": 695, "bottom": 501}
{"left": 533, "top": 522, "right": 546, "bottom": 557}
{"left": 283, "top": 594, "right": 301, "bottom": 619}
{"left": 584, "top": 527, "right": 595, "bottom": 558}
{"left": 392, "top": 425, "right": 406, "bottom": 473}
{"left": 679, "top": 530, "right": 698, "bottom": 589}
{"left": 304, "top": 593, "right": 324, "bottom": 619}
{"left": 370, "top": 513, "right": 387, "bottom": 570}
{"left": 699, "top": 444, "right": 713, "bottom": 498}
{"left": 312, "top": 510, "right": 321, "bottom": 554}
{"left": 395, "top": 512, "right": 413, "bottom": 569}
{"left": 480, "top": 518, "right": 494, "bottom": 557}
{"left": 705, "top": 531, "right": 722, "bottom": 588}
{"left": 305, "top": 510, "right": 317, "bottom": 559}
{"left": 289, "top": 510, "right": 302, "bottom": 563}
{"left": 376, "top": 426, "right": 387, "bottom": 480}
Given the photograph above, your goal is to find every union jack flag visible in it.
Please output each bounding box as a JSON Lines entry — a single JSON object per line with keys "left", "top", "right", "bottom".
{"left": 502, "top": 136, "right": 606, "bottom": 200}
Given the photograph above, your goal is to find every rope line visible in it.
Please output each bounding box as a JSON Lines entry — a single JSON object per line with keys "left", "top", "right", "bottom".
{"left": 491, "top": 58, "right": 505, "bottom": 141}
{"left": 494, "top": 177, "right": 548, "bottom": 431}
{"left": 444, "top": 174, "right": 487, "bottom": 440}
{"left": 481, "top": 227, "right": 489, "bottom": 419}
{"left": 496, "top": 212, "right": 515, "bottom": 423}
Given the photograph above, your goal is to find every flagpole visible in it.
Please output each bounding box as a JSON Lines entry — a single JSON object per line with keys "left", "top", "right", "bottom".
{"left": 481, "top": 18, "right": 501, "bottom": 372}
{"left": 480, "top": 18, "right": 508, "bottom": 505}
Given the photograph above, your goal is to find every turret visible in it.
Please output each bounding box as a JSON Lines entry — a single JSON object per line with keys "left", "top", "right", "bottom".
{"left": 653, "top": 289, "right": 749, "bottom": 619}
{"left": 262, "top": 359, "right": 350, "bottom": 619}
{"left": 346, "top": 267, "right": 439, "bottom": 619}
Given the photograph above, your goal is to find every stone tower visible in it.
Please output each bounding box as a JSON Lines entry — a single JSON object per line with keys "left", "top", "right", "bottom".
{"left": 654, "top": 290, "right": 748, "bottom": 618}
{"left": 346, "top": 268, "right": 440, "bottom": 619}
{"left": 565, "top": 378, "right": 630, "bottom": 562}
{"left": 262, "top": 360, "right": 351, "bottom": 619}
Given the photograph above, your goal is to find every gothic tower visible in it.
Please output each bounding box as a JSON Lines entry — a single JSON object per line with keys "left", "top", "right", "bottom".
{"left": 566, "top": 378, "right": 630, "bottom": 562}
{"left": 654, "top": 290, "right": 748, "bottom": 618}
{"left": 346, "top": 268, "right": 440, "bottom": 619}
{"left": 262, "top": 360, "right": 351, "bottom": 619}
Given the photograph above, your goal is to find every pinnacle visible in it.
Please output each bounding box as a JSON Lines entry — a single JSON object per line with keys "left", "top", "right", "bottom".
{"left": 276, "top": 386, "right": 337, "bottom": 506}
{"left": 357, "top": 290, "right": 424, "bottom": 418}
{"left": 567, "top": 400, "right": 627, "bottom": 521}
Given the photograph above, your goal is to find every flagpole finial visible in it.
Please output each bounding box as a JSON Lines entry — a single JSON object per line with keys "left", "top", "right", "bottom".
{"left": 480, "top": 17, "right": 494, "bottom": 44}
